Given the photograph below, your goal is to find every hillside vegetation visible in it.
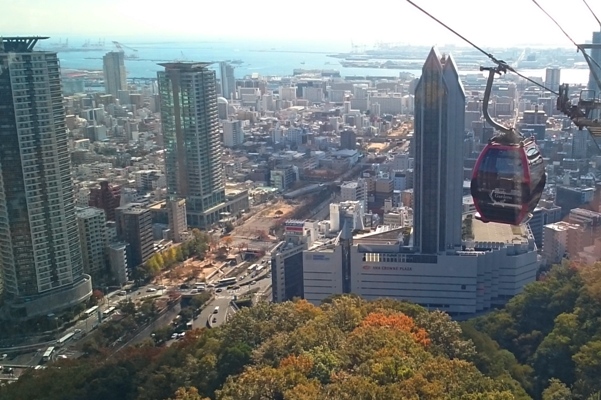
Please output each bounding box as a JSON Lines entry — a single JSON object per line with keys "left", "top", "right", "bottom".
{"left": 2, "top": 261, "right": 601, "bottom": 399}
{"left": 466, "top": 261, "right": 601, "bottom": 399}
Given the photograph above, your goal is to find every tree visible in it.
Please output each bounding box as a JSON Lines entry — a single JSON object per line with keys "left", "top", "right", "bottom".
{"left": 224, "top": 222, "right": 234, "bottom": 233}
{"left": 542, "top": 379, "right": 573, "bottom": 400}
{"left": 573, "top": 340, "right": 601, "bottom": 398}
{"left": 118, "top": 300, "right": 136, "bottom": 317}
{"left": 152, "top": 325, "right": 175, "bottom": 344}
{"left": 415, "top": 310, "right": 476, "bottom": 359}
{"left": 179, "top": 307, "right": 194, "bottom": 323}
{"left": 92, "top": 289, "right": 105, "bottom": 302}
{"left": 169, "top": 387, "right": 207, "bottom": 400}
{"left": 164, "top": 247, "right": 177, "bottom": 267}
{"left": 190, "top": 293, "right": 212, "bottom": 310}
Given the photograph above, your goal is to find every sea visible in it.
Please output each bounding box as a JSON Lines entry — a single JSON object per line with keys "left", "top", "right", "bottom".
{"left": 53, "top": 40, "right": 592, "bottom": 84}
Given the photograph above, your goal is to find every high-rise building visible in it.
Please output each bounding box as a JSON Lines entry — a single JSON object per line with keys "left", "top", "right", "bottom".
{"left": 222, "top": 119, "right": 244, "bottom": 147}
{"left": 158, "top": 63, "right": 226, "bottom": 228}
{"left": 76, "top": 207, "right": 108, "bottom": 283}
{"left": 271, "top": 220, "right": 318, "bottom": 303}
{"left": 587, "top": 31, "right": 601, "bottom": 95}
{"left": 219, "top": 62, "right": 236, "bottom": 100}
{"left": 544, "top": 67, "right": 561, "bottom": 92}
{"left": 217, "top": 97, "right": 229, "bottom": 120}
{"left": 0, "top": 37, "right": 92, "bottom": 318}
{"left": 103, "top": 51, "right": 127, "bottom": 97}
{"left": 166, "top": 197, "right": 187, "bottom": 243}
{"left": 115, "top": 203, "right": 154, "bottom": 269}
{"left": 89, "top": 180, "right": 121, "bottom": 221}
{"left": 340, "top": 129, "right": 357, "bottom": 150}
{"left": 301, "top": 48, "right": 538, "bottom": 316}
{"left": 413, "top": 48, "right": 465, "bottom": 254}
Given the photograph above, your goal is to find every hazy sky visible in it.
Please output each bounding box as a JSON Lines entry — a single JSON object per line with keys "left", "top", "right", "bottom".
{"left": 3, "top": 0, "right": 600, "bottom": 48}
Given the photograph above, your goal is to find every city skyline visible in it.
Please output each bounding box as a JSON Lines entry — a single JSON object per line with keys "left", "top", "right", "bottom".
{"left": 3, "top": 0, "right": 601, "bottom": 48}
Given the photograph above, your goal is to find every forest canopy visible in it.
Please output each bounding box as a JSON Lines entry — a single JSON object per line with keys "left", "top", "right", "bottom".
{"left": 2, "top": 261, "right": 601, "bottom": 400}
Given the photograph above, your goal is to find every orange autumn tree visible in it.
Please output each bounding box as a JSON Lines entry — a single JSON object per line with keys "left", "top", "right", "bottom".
{"left": 279, "top": 354, "right": 314, "bottom": 375}
{"left": 359, "top": 312, "right": 430, "bottom": 346}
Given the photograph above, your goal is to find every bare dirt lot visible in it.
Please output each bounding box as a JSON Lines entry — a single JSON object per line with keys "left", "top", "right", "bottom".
{"left": 157, "top": 257, "right": 222, "bottom": 286}
{"left": 366, "top": 142, "right": 389, "bottom": 152}
{"left": 234, "top": 200, "right": 297, "bottom": 238}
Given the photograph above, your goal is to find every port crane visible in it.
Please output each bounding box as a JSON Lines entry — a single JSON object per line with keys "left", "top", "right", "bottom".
{"left": 112, "top": 41, "right": 139, "bottom": 59}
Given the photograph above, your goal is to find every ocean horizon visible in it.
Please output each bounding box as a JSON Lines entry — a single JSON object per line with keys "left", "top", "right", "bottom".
{"left": 50, "top": 39, "right": 591, "bottom": 84}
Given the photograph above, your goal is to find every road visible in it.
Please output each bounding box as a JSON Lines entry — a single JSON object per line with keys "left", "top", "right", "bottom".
{"left": 193, "top": 270, "right": 272, "bottom": 330}
{"left": 3, "top": 263, "right": 272, "bottom": 367}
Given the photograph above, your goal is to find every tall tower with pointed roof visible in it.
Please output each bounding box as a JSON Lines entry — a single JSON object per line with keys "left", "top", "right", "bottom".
{"left": 413, "top": 47, "right": 465, "bottom": 255}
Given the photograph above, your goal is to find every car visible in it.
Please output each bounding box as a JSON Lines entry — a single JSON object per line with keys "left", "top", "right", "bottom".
{"left": 171, "top": 333, "right": 178, "bottom": 340}
{"left": 117, "top": 291, "right": 127, "bottom": 296}
{"left": 216, "top": 288, "right": 223, "bottom": 293}
{"left": 180, "top": 284, "right": 190, "bottom": 289}
{"left": 250, "top": 280, "right": 257, "bottom": 285}
{"left": 74, "top": 329, "right": 82, "bottom": 334}
{"left": 146, "top": 288, "right": 157, "bottom": 292}
{"left": 232, "top": 285, "right": 240, "bottom": 290}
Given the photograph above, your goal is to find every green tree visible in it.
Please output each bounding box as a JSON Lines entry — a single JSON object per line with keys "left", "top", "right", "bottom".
{"left": 573, "top": 340, "right": 601, "bottom": 398}
{"left": 191, "top": 293, "right": 212, "bottom": 310}
{"left": 175, "top": 245, "right": 185, "bottom": 262}
{"left": 169, "top": 387, "right": 208, "bottom": 400}
{"left": 152, "top": 325, "right": 175, "bottom": 343}
{"left": 415, "top": 309, "right": 476, "bottom": 359}
{"left": 118, "top": 300, "right": 136, "bottom": 317}
{"left": 542, "top": 379, "right": 573, "bottom": 400}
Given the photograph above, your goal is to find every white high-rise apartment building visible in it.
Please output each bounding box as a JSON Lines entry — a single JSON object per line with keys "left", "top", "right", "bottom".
{"left": 0, "top": 37, "right": 92, "bottom": 319}
{"left": 76, "top": 207, "right": 107, "bottom": 282}
{"left": 223, "top": 119, "right": 244, "bottom": 147}
{"left": 167, "top": 197, "right": 187, "bottom": 243}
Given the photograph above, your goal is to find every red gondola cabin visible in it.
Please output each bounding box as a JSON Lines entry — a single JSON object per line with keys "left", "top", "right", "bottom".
{"left": 470, "top": 137, "right": 546, "bottom": 225}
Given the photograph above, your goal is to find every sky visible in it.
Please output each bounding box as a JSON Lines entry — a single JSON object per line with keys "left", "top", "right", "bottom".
{"left": 2, "top": 0, "right": 601, "bottom": 49}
